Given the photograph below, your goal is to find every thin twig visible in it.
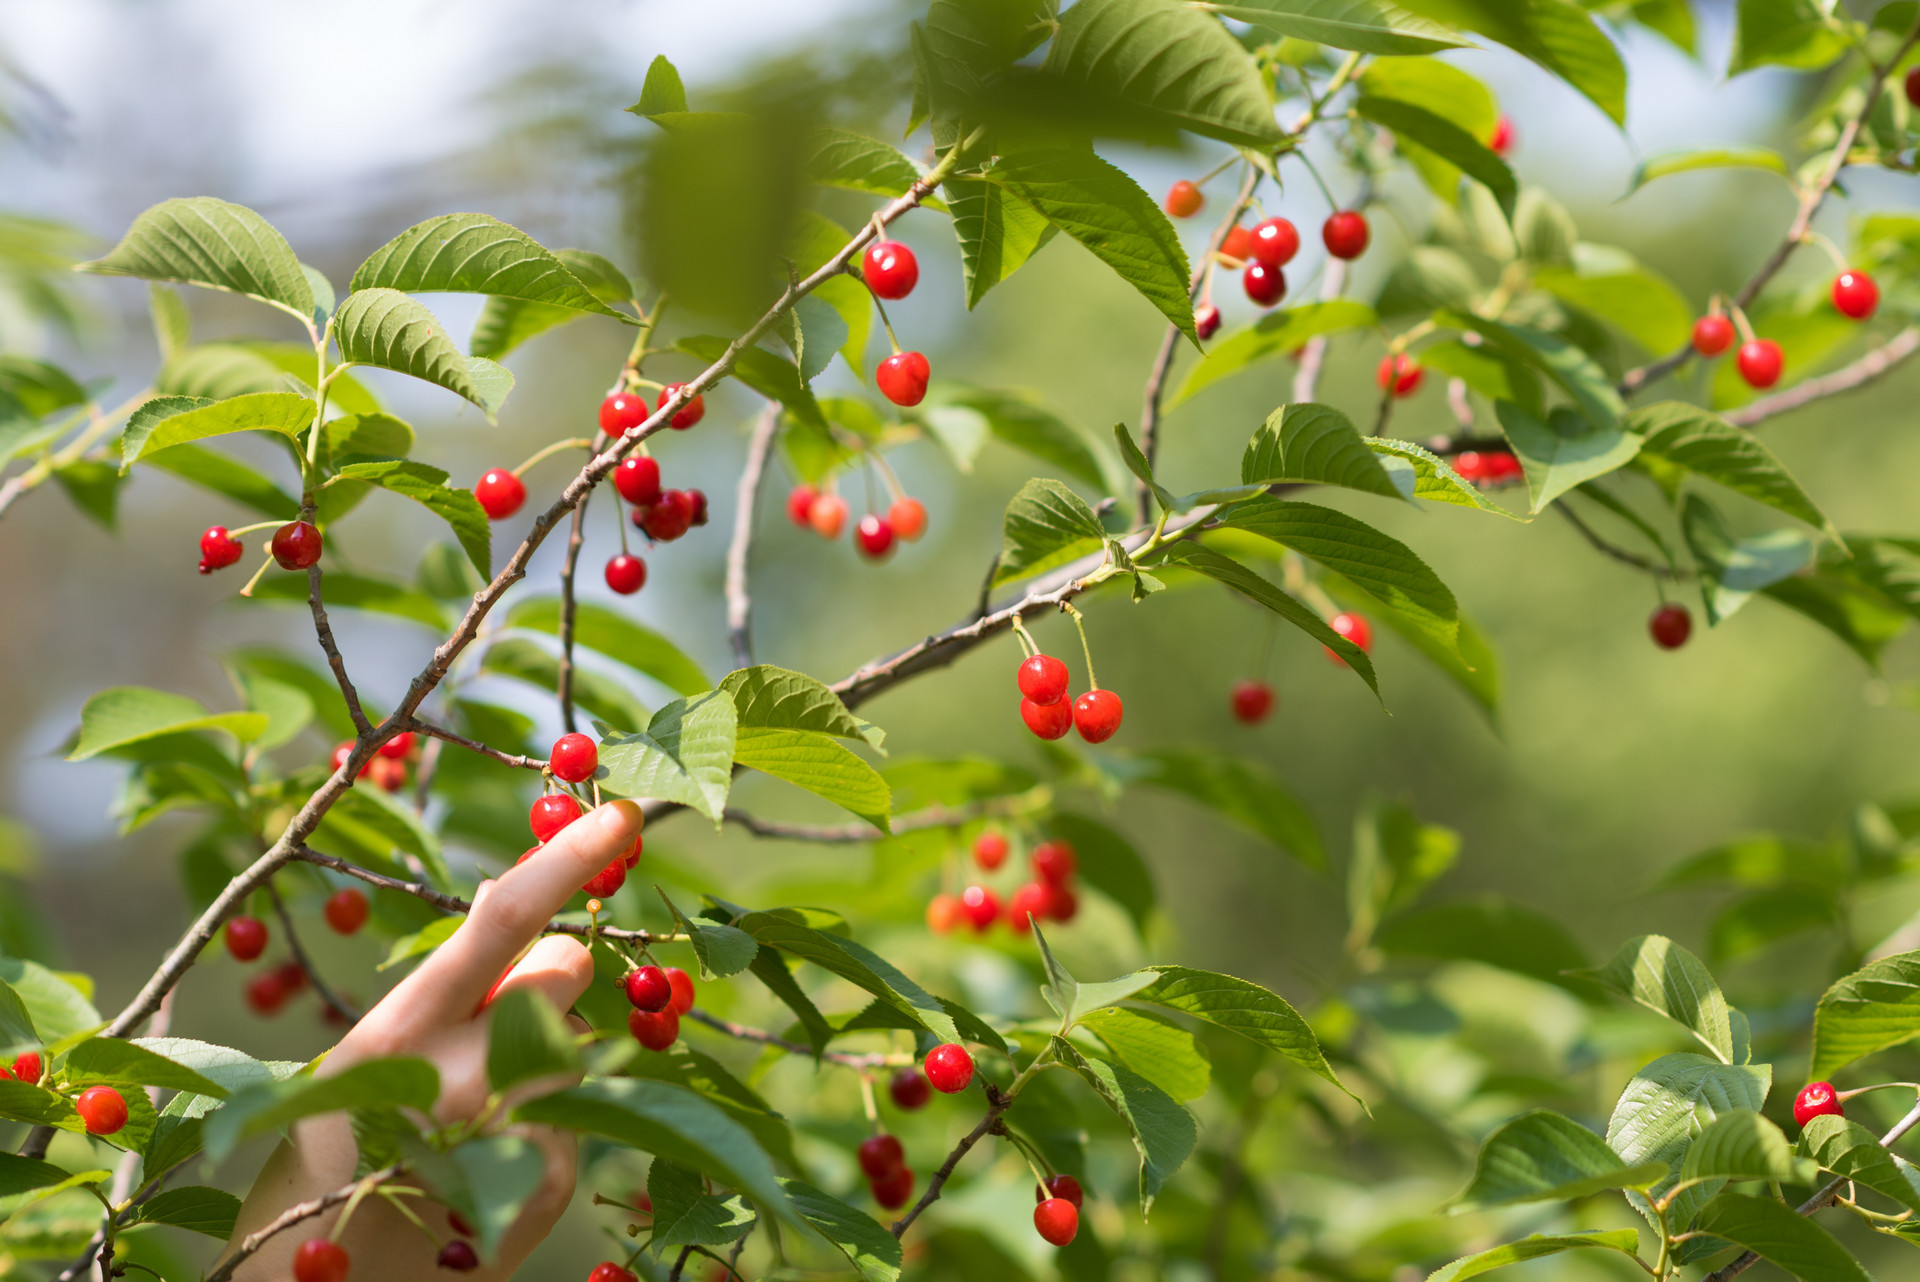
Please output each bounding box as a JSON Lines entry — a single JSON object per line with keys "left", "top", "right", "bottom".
{"left": 204, "top": 1166, "right": 406, "bottom": 1282}
{"left": 726, "top": 403, "right": 781, "bottom": 669}
{"left": 683, "top": 1008, "right": 907, "bottom": 1068}
{"left": 667, "top": 1245, "right": 695, "bottom": 1282}
{"left": 722, "top": 801, "right": 1002, "bottom": 843}
{"left": 307, "top": 560, "right": 372, "bottom": 736}
{"left": 891, "top": 1084, "right": 1013, "bottom": 1238}
{"left": 265, "top": 880, "right": 361, "bottom": 1026}
{"left": 1724, "top": 326, "right": 1920, "bottom": 427}
{"left": 1555, "top": 502, "right": 1680, "bottom": 578}
{"left": 401, "top": 719, "right": 546, "bottom": 773}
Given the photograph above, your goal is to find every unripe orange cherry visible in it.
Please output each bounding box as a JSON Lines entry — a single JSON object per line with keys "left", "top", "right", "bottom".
{"left": 809, "top": 493, "right": 848, "bottom": 539}
{"left": 1163, "top": 180, "right": 1203, "bottom": 218}
{"left": 888, "top": 496, "right": 927, "bottom": 541}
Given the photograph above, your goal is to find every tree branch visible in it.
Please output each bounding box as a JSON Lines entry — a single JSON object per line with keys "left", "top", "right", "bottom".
{"left": 726, "top": 403, "right": 781, "bottom": 670}
{"left": 682, "top": 1008, "right": 907, "bottom": 1068}
{"left": 722, "top": 799, "right": 1010, "bottom": 843}
{"left": 891, "top": 1083, "right": 1014, "bottom": 1238}
{"left": 204, "top": 1166, "right": 406, "bottom": 1282}
{"left": 401, "top": 718, "right": 546, "bottom": 773}
{"left": 1724, "top": 326, "right": 1920, "bottom": 427}
{"left": 307, "top": 559, "right": 373, "bottom": 737}
{"left": 265, "top": 880, "right": 361, "bottom": 1026}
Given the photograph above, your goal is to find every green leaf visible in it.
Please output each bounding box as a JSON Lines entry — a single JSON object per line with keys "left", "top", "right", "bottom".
{"left": 1436, "top": 310, "right": 1624, "bottom": 431}
{"left": 1204, "top": 0, "right": 1470, "bottom": 54}
{"left": 1729, "top": 0, "right": 1849, "bottom": 74}
{"left": 995, "top": 478, "right": 1107, "bottom": 586}
{"left": 323, "top": 411, "right": 414, "bottom": 465}
{"left": 203, "top": 1057, "right": 440, "bottom": 1161}
{"left": 485, "top": 988, "right": 580, "bottom": 1095}
{"left": 1683, "top": 1109, "right": 1815, "bottom": 1184}
{"left": 733, "top": 728, "right": 892, "bottom": 831}
{"left": 1355, "top": 96, "right": 1516, "bottom": 216}
{"left": 480, "top": 638, "right": 648, "bottom": 733}
{"left": 1575, "top": 935, "right": 1739, "bottom": 1063}
{"left": 780, "top": 1179, "right": 902, "bottom": 1282}
{"left": 1359, "top": 55, "right": 1497, "bottom": 143}
{"left": 1131, "top": 965, "right": 1350, "bottom": 1098}
{"left": 1173, "top": 302, "right": 1377, "bottom": 405}
{"left": 1375, "top": 897, "right": 1590, "bottom": 991}
{"left": 0, "top": 357, "right": 86, "bottom": 419}
{"left": 68, "top": 687, "right": 264, "bottom": 761}
{"left": 1079, "top": 1007, "right": 1211, "bottom": 1100}
{"left": 63, "top": 1038, "right": 230, "bottom": 1099}
{"left": 54, "top": 460, "right": 123, "bottom": 530}
{"left": 409, "top": 1134, "right": 547, "bottom": 1264}
{"left": 1765, "top": 560, "right": 1913, "bottom": 668}
{"left": 804, "top": 128, "right": 940, "bottom": 210}
{"left": 597, "top": 693, "right": 739, "bottom": 825}
{"left": 1630, "top": 402, "right": 1834, "bottom": 536}
{"left": 739, "top": 911, "right": 962, "bottom": 1044}
{"left": 720, "top": 665, "right": 884, "bottom": 749}
{"left": 1418, "top": 339, "right": 1544, "bottom": 415}
{"left": 119, "top": 392, "right": 312, "bottom": 471}
{"left": 0, "top": 961, "right": 99, "bottom": 1047}
{"left": 1682, "top": 496, "right": 1818, "bottom": 627}
{"left": 131, "top": 1038, "right": 277, "bottom": 1098}
{"left": 1537, "top": 252, "right": 1694, "bottom": 355}
{"left": 944, "top": 175, "right": 1059, "bottom": 309}
{"left": 647, "top": 1158, "right": 755, "bottom": 1251}
{"left": 333, "top": 459, "right": 491, "bottom": 577}
{"left": 1810, "top": 951, "right": 1920, "bottom": 1081}
{"left": 1607, "top": 1053, "right": 1772, "bottom": 1231}
{"left": 1799, "top": 1114, "right": 1920, "bottom": 1213}
{"left": 1051, "top": 1036, "right": 1196, "bottom": 1214}
{"left": 1452, "top": 1110, "right": 1666, "bottom": 1210}
{"left": 247, "top": 570, "right": 450, "bottom": 630}
{"left": 635, "top": 55, "right": 688, "bottom": 115}
{"left": 1625, "top": 147, "right": 1791, "bottom": 196}
{"left": 750, "top": 948, "right": 833, "bottom": 1057}
{"left": 332, "top": 288, "right": 504, "bottom": 418}
{"left": 1495, "top": 401, "right": 1640, "bottom": 514}
{"left": 656, "top": 889, "right": 760, "bottom": 981}
{"left": 0, "top": 979, "right": 37, "bottom": 1058}
{"left": 1030, "top": 921, "right": 1161, "bottom": 1024}
{"left": 78, "top": 197, "right": 315, "bottom": 324}
{"left": 924, "top": 388, "right": 1111, "bottom": 490}
{"left": 1692, "top": 1192, "right": 1870, "bottom": 1282}
{"left": 1366, "top": 439, "right": 1521, "bottom": 523}
{"left": 349, "top": 214, "right": 631, "bottom": 322}
{"left": 143, "top": 442, "right": 300, "bottom": 519}
{"left": 1136, "top": 742, "right": 1328, "bottom": 868}
{"left": 987, "top": 147, "right": 1196, "bottom": 342}
{"left": 1042, "top": 813, "right": 1156, "bottom": 936}
{"left": 1043, "top": 0, "right": 1284, "bottom": 147}
{"left": 0, "top": 1154, "right": 108, "bottom": 1201}
{"left": 130, "top": 1185, "right": 242, "bottom": 1239}
{"left": 0, "top": 1079, "right": 81, "bottom": 1132}
{"left": 504, "top": 598, "right": 708, "bottom": 697}
{"left": 1240, "top": 402, "right": 1404, "bottom": 500}
{"left": 1425, "top": 1231, "right": 1644, "bottom": 1281}
{"left": 1396, "top": 0, "right": 1627, "bottom": 126}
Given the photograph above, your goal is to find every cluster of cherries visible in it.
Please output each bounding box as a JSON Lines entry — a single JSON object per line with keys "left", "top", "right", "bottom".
{"left": 854, "top": 1044, "right": 975, "bottom": 1215}
{"left": 1016, "top": 653, "right": 1122, "bottom": 744}
{"left": 787, "top": 483, "right": 928, "bottom": 561}
{"left": 621, "top": 960, "right": 698, "bottom": 1051}
{"left": 225, "top": 881, "right": 367, "bottom": 1017}
{"left": 1169, "top": 198, "right": 1372, "bottom": 336}
{"left": 928, "top": 833, "right": 1081, "bottom": 935}
{"left": 522, "top": 734, "right": 645, "bottom": 900}
{"left": 294, "top": 1209, "right": 487, "bottom": 1280}
{"left": 1690, "top": 267, "right": 1879, "bottom": 390}
{"left": 329, "top": 730, "right": 418, "bottom": 793}
{"left": 196, "top": 518, "right": 324, "bottom": 576}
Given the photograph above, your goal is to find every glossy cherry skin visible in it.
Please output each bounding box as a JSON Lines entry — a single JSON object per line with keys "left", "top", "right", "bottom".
{"left": 856, "top": 514, "right": 896, "bottom": 560}
{"left": 627, "top": 1007, "right": 680, "bottom": 1051}
{"left": 888, "top": 496, "right": 927, "bottom": 541}
{"left": 925, "top": 1043, "right": 976, "bottom": 1093}
{"left": 12, "top": 1052, "right": 41, "bottom": 1086}
{"left": 1164, "top": 180, "right": 1203, "bottom": 218}
{"left": 1691, "top": 315, "right": 1734, "bottom": 356}
{"left": 625, "top": 965, "right": 673, "bottom": 1013}
{"left": 1488, "top": 114, "right": 1514, "bottom": 156}
{"left": 225, "top": 915, "right": 268, "bottom": 961}
{"left": 1072, "top": 689, "right": 1123, "bottom": 743}
{"left": 960, "top": 885, "right": 1000, "bottom": 932}
{"left": 271, "top": 520, "right": 323, "bottom": 570}
{"left": 1793, "top": 1081, "right": 1845, "bottom": 1127}
{"left": 972, "top": 830, "right": 1009, "bottom": 870}
{"left": 293, "top": 1238, "right": 351, "bottom": 1282}
{"left": 862, "top": 241, "right": 920, "bottom": 299}
{"left": 788, "top": 484, "right": 820, "bottom": 527}
{"left": 660, "top": 384, "right": 705, "bottom": 430}
{"left": 1018, "top": 654, "right": 1070, "bottom": 705}
{"left": 1250, "top": 216, "right": 1300, "bottom": 268}
{"left": 640, "top": 489, "right": 695, "bottom": 541}
{"left": 198, "top": 526, "right": 244, "bottom": 574}
{"left": 1219, "top": 224, "right": 1254, "bottom": 263}
{"left": 1007, "top": 882, "right": 1051, "bottom": 933}
{"left": 582, "top": 856, "right": 627, "bottom": 899}
{"left": 1231, "top": 679, "right": 1275, "bottom": 725}
{"left": 1032, "top": 840, "right": 1076, "bottom": 886}
{"left": 858, "top": 1134, "right": 906, "bottom": 1178}
{"left": 1034, "top": 1197, "right": 1080, "bottom": 1246}
{"left": 1323, "top": 210, "right": 1370, "bottom": 260}
{"left": 870, "top": 1164, "right": 915, "bottom": 1209}
{"left": 1377, "top": 353, "right": 1423, "bottom": 397}
{"left": 1649, "top": 603, "right": 1692, "bottom": 650}
{"left": 665, "top": 966, "right": 696, "bottom": 1015}
{"left": 926, "top": 893, "right": 964, "bottom": 933}
{"left": 600, "top": 392, "right": 649, "bottom": 434}
{"left": 1195, "top": 303, "right": 1222, "bottom": 340}
{"left": 589, "top": 1264, "right": 639, "bottom": 1282}
{"left": 1036, "top": 1174, "right": 1085, "bottom": 1208}
{"left": 550, "top": 733, "right": 598, "bottom": 783}
{"left": 1331, "top": 612, "right": 1373, "bottom": 651}
{"left": 76, "top": 1085, "right": 128, "bottom": 1136}
{"left": 1736, "top": 339, "right": 1783, "bottom": 388}
{"left": 436, "top": 1240, "right": 480, "bottom": 1272}
{"left": 1833, "top": 269, "right": 1879, "bottom": 320}
{"left": 1243, "top": 262, "right": 1286, "bottom": 307}
{"left": 877, "top": 351, "right": 931, "bottom": 407}
{"left": 474, "top": 469, "right": 526, "bottom": 521}
{"left": 889, "top": 1067, "right": 932, "bottom": 1110}
{"left": 604, "top": 553, "right": 646, "bottom": 595}
{"left": 614, "top": 456, "right": 662, "bottom": 507}
{"left": 377, "top": 731, "right": 415, "bottom": 760}
{"left": 1021, "top": 697, "right": 1074, "bottom": 740}
{"left": 324, "top": 888, "right": 369, "bottom": 935}
{"left": 809, "top": 492, "right": 848, "bottom": 539}
{"left": 529, "top": 793, "right": 583, "bottom": 843}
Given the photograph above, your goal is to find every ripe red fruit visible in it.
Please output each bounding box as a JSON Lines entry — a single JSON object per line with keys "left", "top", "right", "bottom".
{"left": 367, "top": 756, "right": 407, "bottom": 793}
{"left": 271, "top": 520, "right": 323, "bottom": 571}
{"left": 589, "top": 1264, "right": 639, "bottom": 1282}
{"left": 1488, "top": 114, "right": 1515, "bottom": 156}
{"left": 1331, "top": 611, "right": 1372, "bottom": 652}
{"left": 436, "top": 1241, "right": 479, "bottom": 1272}
{"left": 1037, "top": 1175, "right": 1084, "bottom": 1208}
{"left": 377, "top": 731, "right": 415, "bottom": 760}
{"left": 924, "top": 1043, "right": 975, "bottom": 1094}
{"left": 1793, "top": 1081, "right": 1845, "bottom": 1127}
{"left": 448, "top": 1210, "right": 475, "bottom": 1238}
{"left": 870, "top": 1164, "right": 915, "bottom": 1210}
{"left": 628, "top": 1007, "right": 680, "bottom": 1051}
{"left": 1163, "top": 180, "right": 1203, "bottom": 218}
{"left": 1018, "top": 654, "right": 1070, "bottom": 705}
{"left": 809, "top": 492, "right": 849, "bottom": 539}
{"left": 245, "top": 969, "right": 294, "bottom": 1016}
{"left": 550, "top": 733, "right": 599, "bottom": 783}
{"left": 198, "top": 526, "right": 244, "bottom": 574}
{"left": 12, "top": 1052, "right": 41, "bottom": 1085}
{"left": 877, "top": 351, "right": 931, "bottom": 407}
{"left": 1021, "top": 697, "right": 1074, "bottom": 740}
{"left": 863, "top": 241, "right": 920, "bottom": 299}
{"left": 688, "top": 489, "right": 709, "bottom": 527}
{"left": 225, "top": 915, "right": 268, "bottom": 961}
{"left": 474, "top": 469, "right": 526, "bottom": 521}
{"left": 858, "top": 1134, "right": 905, "bottom": 1178}
{"left": 889, "top": 1067, "right": 931, "bottom": 1110}
{"left": 888, "top": 496, "right": 927, "bottom": 541}
{"left": 293, "top": 1238, "right": 351, "bottom": 1282}
{"left": 582, "top": 857, "right": 627, "bottom": 899}
{"left": 76, "top": 1086, "right": 128, "bottom": 1136}
{"left": 623, "top": 834, "right": 643, "bottom": 869}
{"left": 1691, "top": 314, "right": 1734, "bottom": 356}
{"left": 1736, "top": 339, "right": 1783, "bottom": 388}
{"left": 1034, "top": 1197, "right": 1079, "bottom": 1246}
{"left": 1195, "top": 303, "right": 1221, "bottom": 340}
{"left": 1045, "top": 885, "right": 1078, "bottom": 922}
{"left": 600, "top": 392, "right": 648, "bottom": 434}
{"left": 330, "top": 741, "right": 364, "bottom": 776}
{"left": 1231, "top": 679, "right": 1275, "bottom": 724}
{"left": 1649, "top": 603, "right": 1692, "bottom": 650}
{"left": 1376, "top": 353, "right": 1423, "bottom": 397}
{"left": 640, "top": 489, "right": 695, "bottom": 541}
{"left": 1032, "top": 840, "right": 1076, "bottom": 886}
{"left": 665, "top": 966, "right": 697, "bottom": 1015}
{"left": 856, "top": 513, "right": 896, "bottom": 560}
{"left": 1908, "top": 65, "right": 1920, "bottom": 107}
{"left": 614, "top": 456, "right": 662, "bottom": 507}
{"left": 660, "top": 384, "right": 704, "bottom": 430}
{"left": 1007, "top": 882, "right": 1051, "bottom": 933}
{"left": 926, "top": 893, "right": 963, "bottom": 933}
{"left": 1833, "top": 269, "right": 1878, "bottom": 320}
{"left": 1219, "top": 224, "right": 1253, "bottom": 263}
{"left": 1072, "top": 689, "right": 1123, "bottom": 743}
{"left": 605, "top": 553, "right": 647, "bottom": 595}
{"left": 960, "top": 885, "right": 1000, "bottom": 932}
{"left": 1323, "top": 210, "right": 1370, "bottom": 260}
{"left": 788, "top": 484, "right": 820, "bottom": 527}
{"left": 625, "top": 965, "right": 673, "bottom": 1012}
{"left": 324, "top": 888, "right": 368, "bottom": 935}
{"left": 529, "top": 793, "right": 583, "bottom": 842}
{"left": 1250, "top": 217, "right": 1300, "bottom": 268}
{"left": 972, "top": 830, "right": 1009, "bottom": 870}
{"left": 1243, "top": 262, "right": 1286, "bottom": 307}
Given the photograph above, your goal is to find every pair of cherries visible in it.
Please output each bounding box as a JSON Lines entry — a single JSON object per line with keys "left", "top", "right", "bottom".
{"left": 1017, "top": 654, "right": 1122, "bottom": 744}
{"left": 860, "top": 238, "right": 933, "bottom": 407}
{"left": 330, "top": 731, "right": 415, "bottom": 794}
{"left": 1034, "top": 1175, "right": 1084, "bottom": 1246}
{"left": 858, "top": 1133, "right": 916, "bottom": 1210}
{"left": 601, "top": 384, "right": 706, "bottom": 436}
{"left": 196, "top": 520, "right": 322, "bottom": 575}
{"left": 623, "top": 961, "right": 696, "bottom": 1050}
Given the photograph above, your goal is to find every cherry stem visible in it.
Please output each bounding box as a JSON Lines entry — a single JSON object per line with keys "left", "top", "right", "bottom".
{"left": 1804, "top": 229, "right": 1853, "bottom": 274}
{"left": 1064, "top": 603, "right": 1098, "bottom": 690}
{"left": 1195, "top": 152, "right": 1240, "bottom": 187}
{"left": 872, "top": 293, "right": 903, "bottom": 355}
{"left": 1729, "top": 302, "right": 1759, "bottom": 344}
{"left": 513, "top": 437, "right": 594, "bottom": 479}
{"left": 1009, "top": 616, "right": 1039, "bottom": 659}
{"left": 1293, "top": 147, "right": 1341, "bottom": 212}
{"left": 235, "top": 553, "right": 275, "bottom": 599}
{"left": 614, "top": 485, "right": 631, "bottom": 556}
{"left": 224, "top": 519, "right": 280, "bottom": 538}
{"left": 1836, "top": 1082, "right": 1920, "bottom": 1102}
{"left": 870, "top": 450, "right": 906, "bottom": 503}
{"left": 859, "top": 1074, "right": 882, "bottom": 1131}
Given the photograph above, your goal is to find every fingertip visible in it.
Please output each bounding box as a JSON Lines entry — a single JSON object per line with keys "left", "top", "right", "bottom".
{"left": 596, "top": 798, "right": 644, "bottom": 838}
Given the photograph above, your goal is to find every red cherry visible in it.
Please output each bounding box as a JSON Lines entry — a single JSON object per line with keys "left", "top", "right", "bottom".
{"left": 1021, "top": 697, "right": 1074, "bottom": 740}
{"left": 1323, "top": 611, "right": 1373, "bottom": 667}
{"left": 1045, "top": 885, "right": 1078, "bottom": 922}
{"left": 1036, "top": 1174, "right": 1084, "bottom": 1209}
{"left": 972, "top": 830, "right": 1009, "bottom": 870}
{"left": 625, "top": 965, "right": 672, "bottom": 1012}
{"left": 627, "top": 1006, "right": 680, "bottom": 1051}
{"left": 529, "top": 793, "right": 583, "bottom": 842}
{"left": 1007, "top": 882, "right": 1051, "bottom": 933}
{"left": 436, "top": 1241, "right": 479, "bottom": 1272}
{"left": 1231, "top": 679, "right": 1275, "bottom": 725}
{"left": 924, "top": 1043, "right": 975, "bottom": 1093}
{"left": 856, "top": 514, "right": 896, "bottom": 560}
{"left": 1692, "top": 315, "right": 1734, "bottom": 356}
{"left": 550, "top": 733, "right": 599, "bottom": 783}
{"left": 1219, "top": 224, "right": 1253, "bottom": 263}
{"left": 600, "top": 392, "right": 649, "bottom": 435}
{"left": 1454, "top": 451, "right": 1489, "bottom": 482}
{"left": 76, "top": 1085, "right": 128, "bottom": 1136}
{"left": 659, "top": 384, "right": 705, "bottom": 430}
{"left": 1163, "top": 180, "right": 1203, "bottom": 218}
{"left": 1018, "top": 654, "right": 1070, "bottom": 705}
{"left": 12, "top": 1052, "right": 42, "bottom": 1085}
{"left": 1736, "top": 339, "right": 1783, "bottom": 389}
{"left": 1034, "top": 1197, "right": 1079, "bottom": 1246}
{"left": 198, "top": 526, "right": 244, "bottom": 574}
{"left": 1242, "top": 262, "right": 1286, "bottom": 307}
{"left": 862, "top": 241, "right": 920, "bottom": 300}
{"left": 1833, "top": 270, "right": 1878, "bottom": 320}
{"left": 1323, "top": 210, "right": 1370, "bottom": 260}
{"left": 1908, "top": 65, "right": 1920, "bottom": 107}
{"left": 876, "top": 351, "right": 931, "bottom": 407}
{"left": 640, "top": 489, "right": 696, "bottom": 541}
{"left": 1649, "top": 603, "right": 1692, "bottom": 650}
{"left": 324, "top": 888, "right": 368, "bottom": 935}
{"left": 376, "top": 731, "right": 414, "bottom": 760}
{"left": 858, "top": 1134, "right": 906, "bottom": 1178}
{"left": 293, "top": 1238, "right": 351, "bottom": 1282}
{"left": 329, "top": 741, "right": 370, "bottom": 777}
{"left": 589, "top": 1264, "right": 639, "bottom": 1282}
{"left": 1072, "top": 689, "right": 1123, "bottom": 743}
{"left": 1031, "top": 840, "right": 1076, "bottom": 886}
{"left": 1793, "top": 1081, "right": 1845, "bottom": 1127}
{"left": 614, "top": 456, "right": 662, "bottom": 507}
{"left": 1488, "top": 451, "right": 1523, "bottom": 480}
{"left": 271, "top": 520, "right": 322, "bottom": 571}
{"left": 787, "top": 484, "right": 819, "bottom": 527}
{"left": 1376, "top": 353, "right": 1423, "bottom": 397}
{"left": 665, "top": 966, "right": 696, "bottom": 1015}
{"left": 245, "top": 969, "right": 294, "bottom": 1016}
{"left": 1195, "top": 304, "right": 1221, "bottom": 340}
{"left": 960, "top": 885, "right": 1000, "bottom": 932}
{"left": 604, "top": 553, "right": 647, "bottom": 595}
{"left": 1488, "top": 114, "right": 1515, "bottom": 156}
{"left": 448, "top": 1210, "right": 475, "bottom": 1239}
{"left": 889, "top": 1067, "right": 931, "bottom": 1110}
{"left": 687, "top": 489, "right": 709, "bottom": 527}
{"left": 474, "top": 469, "right": 526, "bottom": 521}
{"left": 623, "top": 834, "right": 643, "bottom": 869}
{"left": 888, "top": 496, "right": 927, "bottom": 541}
{"left": 225, "top": 915, "right": 268, "bottom": 961}
{"left": 870, "top": 1164, "right": 915, "bottom": 1210}
{"left": 367, "top": 756, "right": 407, "bottom": 793}
{"left": 809, "top": 493, "right": 848, "bottom": 539}
{"left": 582, "top": 856, "right": 627, "bottom": 899}
{"left": 926, "top": 893, "right": 963, "bottom": 933}
{"left": 1250, "top": 217, "right": 1300, "bottom": 268}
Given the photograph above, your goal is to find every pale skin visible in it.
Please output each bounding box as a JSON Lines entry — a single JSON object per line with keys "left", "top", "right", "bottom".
{"left": 220, "top": 800, "right": 645, "bottom": 1281}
